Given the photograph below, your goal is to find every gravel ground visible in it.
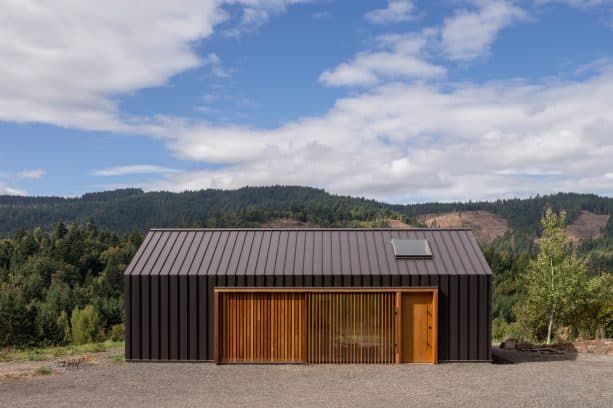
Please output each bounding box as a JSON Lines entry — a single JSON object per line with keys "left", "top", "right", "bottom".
{"left": 1, "top": 349, "right": 611, "bottom": 408}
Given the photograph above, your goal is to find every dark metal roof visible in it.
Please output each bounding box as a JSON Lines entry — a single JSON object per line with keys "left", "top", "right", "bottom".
{"left": 125, "top": 228, "right": 492, "bottom": 276}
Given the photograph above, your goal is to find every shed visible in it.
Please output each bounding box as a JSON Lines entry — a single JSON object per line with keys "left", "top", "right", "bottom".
{"left": 124, "top": 228, "right": 492, "bottom": 363}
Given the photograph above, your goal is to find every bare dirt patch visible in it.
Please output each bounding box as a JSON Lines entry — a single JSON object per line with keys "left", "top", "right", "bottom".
{"left": 386, "top": 218, "right": 413, "bottom": 228}
{"left": 566, "top": 210, "right": 610, "bottom": 243}
{"left": 418, "top": 210, "right": 508, "bottom": 243}
{"left": 261, "top": 218, "right": 314, "bottom": 228}
{"left": 0, "top": 348, "right": 118, "bottom": 380}
{"left": 0, "top": 360, "right": 50, "bottom": 380}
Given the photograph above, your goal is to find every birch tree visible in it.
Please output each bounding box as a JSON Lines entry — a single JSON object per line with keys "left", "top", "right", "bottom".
{"left": 517, "top": 208, "right": 587, "bottom": 344}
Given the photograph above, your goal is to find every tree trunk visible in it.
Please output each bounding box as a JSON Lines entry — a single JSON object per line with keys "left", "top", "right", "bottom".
{"left": 546, "top": 309, "right": 555, "bottom": 345}
{"left": 547, "top": 257, "right": 555, "bottom": 345}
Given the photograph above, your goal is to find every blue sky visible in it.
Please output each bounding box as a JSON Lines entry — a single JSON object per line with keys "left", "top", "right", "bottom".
{"left": 1, "top": 1, "right": 613, "bottom": 203}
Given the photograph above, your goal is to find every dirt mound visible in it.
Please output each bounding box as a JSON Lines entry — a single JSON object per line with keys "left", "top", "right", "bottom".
{"left": 573, "top": 339, "right": 613, "bottom": 356}
{"left": 417, "top": 210, "right": 508, "bottom": 243}
{"left": 566, "top": 211, "right": 609, "bottom": 243}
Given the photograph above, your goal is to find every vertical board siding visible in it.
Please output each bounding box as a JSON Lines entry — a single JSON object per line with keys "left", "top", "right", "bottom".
{"left": 169, "top": 277, "right": 179, "bottom": 360}
{"left": 458, "top": 276, "right": 468, "bottom": 360}
{"left": 487, "top": 275, "right": 492, "bottom": 360}
{"left": 188, "top": 276, "right": 199, "bottom": 360}
{"left": 478, "top": 275, "right": 488, "bottom": 361}
{"left": 131, "top": 276, "right": 141, "bottom": 360}
{"left": 124, "top": 276, "right": 131, "bottom": 359}
{"left": 439, "top": 275, "right": 449, "bottom": 361}
{"left": 179, "top": 276, "right": 189, "bottom": 359}
{"left": 448, "top": 275, "right": 459, "bottom": 360}
{"left": 141, "top": 277, "right": 150, "bottom": 359}
{"left": 126, "top": 274, "right": 491, "bottom": 362}
{"left": 150, "top": 276, "right": 160, "bottom": 360}
{"left": 469, "top": 276, "right": 479, "bottom": 360}
{"left": 307, "top": 292, "right": 396, "bottom": 364}
{"left": 220, "top": 292, "right": 306, "bottom": 362}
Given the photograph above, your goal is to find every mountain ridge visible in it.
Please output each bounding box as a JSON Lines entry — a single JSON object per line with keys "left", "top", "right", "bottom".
{"left": 1, "top": 187, "right": 612, "bottom": 245}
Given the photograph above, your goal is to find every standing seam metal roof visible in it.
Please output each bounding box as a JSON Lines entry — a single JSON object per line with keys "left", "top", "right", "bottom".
{"left": 125, "top": 229, "right": 492, "bottom": 276}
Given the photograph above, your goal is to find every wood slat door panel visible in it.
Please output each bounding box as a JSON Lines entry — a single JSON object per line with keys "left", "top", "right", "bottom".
{"left": 220, "top": 292, "right": 306, "bottom": 363}
{"left": 307, "top": 292, "right": 395, "bottom": 363}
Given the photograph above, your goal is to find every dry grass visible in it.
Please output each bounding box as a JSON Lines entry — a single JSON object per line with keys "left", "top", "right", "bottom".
{"left": 386, "top": 218, "right": 413, "bottom": 228}
{"left": 0, "top": 341, "right": 123, "bottom": 363}
{"left": 566, "top": 210, "right": 610, "bottom": 243}
{"left": 34, "top": 366, "right": 53, "bottom": 376}
{"left": 418, "top": 210, "right": 508, "bottom": 243}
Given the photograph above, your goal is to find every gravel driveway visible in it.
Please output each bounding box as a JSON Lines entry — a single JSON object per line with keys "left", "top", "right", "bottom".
{"left": 1, "top": 348, "right": 611, "bottom": 408}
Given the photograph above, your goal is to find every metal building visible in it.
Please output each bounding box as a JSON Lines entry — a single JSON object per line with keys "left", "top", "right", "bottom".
{"left": 124, "top": 228, "right": 492, "bottom": 364}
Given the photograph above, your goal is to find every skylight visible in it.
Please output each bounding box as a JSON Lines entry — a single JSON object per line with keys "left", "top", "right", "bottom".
{"left": 391, "top": 239, "right": 433, "bottom": 259}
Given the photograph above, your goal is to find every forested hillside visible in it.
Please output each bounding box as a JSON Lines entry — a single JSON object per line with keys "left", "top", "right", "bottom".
{"left": 0, "top": 187, "right": 398, "bottom": 234}
{"left": 2, "top": 187, "right": 612, "bottom": 270}
{"left": 2, "top": 187, "right": 612, "bottom": 238}
{"left": 0, "top": 186, "right": 611, "bottom": 347}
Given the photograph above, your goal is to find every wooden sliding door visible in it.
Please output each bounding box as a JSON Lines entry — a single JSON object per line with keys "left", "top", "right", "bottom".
{"left": 219, "top": 292, "right": 307, "bottom": 363}
{"left": 308, "top": 292, "right": 396, "bottom": 363}
{"left": 215, "top": 288, "right": 437, "bottom": 364}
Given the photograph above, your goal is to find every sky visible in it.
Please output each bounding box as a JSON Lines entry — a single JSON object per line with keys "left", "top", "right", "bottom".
{"left": 1, "top": 0, "right": 613, "bottom": 203}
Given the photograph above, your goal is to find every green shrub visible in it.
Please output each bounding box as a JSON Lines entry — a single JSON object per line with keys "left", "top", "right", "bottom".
{"left": 27, "top": 350, "right": 46, "bottom": 361}
{"left": 110, "top": 323, "right": 125, "bottom": 341}
{"left": 35, "top": 366, "right": 53, "bottom": 375}
{"left": 492, "top": 317, "right": 510, "bottom": 342}
{"left": 506, "top": 322, "right": 522, "bottom": 339}
{"left": 70, "top": 305, "right": 101, "bottom": 345}
{"left": 108, "top": 353, "right": 125, "bottom": 363}
{"left": 56, "top": 311, "right": 71, "bottom": 344}
{"left": 81, "top": 342, "right": 107, "bottom": 353}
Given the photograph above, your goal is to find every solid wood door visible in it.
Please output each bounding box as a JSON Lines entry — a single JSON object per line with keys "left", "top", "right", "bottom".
{"left": 400, "top": 293, "right": 434, "bottom": 363}
{"left": 220, "top": 292, "right": 307, "bottom": 363}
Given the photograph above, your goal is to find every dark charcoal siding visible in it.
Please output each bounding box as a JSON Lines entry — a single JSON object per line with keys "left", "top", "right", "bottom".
{"left": 125, "top": 273, "right": 491, "bottom": 361}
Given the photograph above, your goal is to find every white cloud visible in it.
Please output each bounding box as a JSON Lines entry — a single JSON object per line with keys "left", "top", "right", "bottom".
{"left": 93, "top": 165, "right": 180, "bottom": 177}
{"left": 441, "top": 0, "right": 527, "bottom": 61}
{"left": 1, "top": 0, "right": 612, "bottom": 203}
{"left": 16, "top": 169, "right": 45, "bottom": 179}
{"left": 364, "top": 1, "right": 416, "bottom": 24}
{"left": 0, "top": 184, "right": 27, "bottom": 196}
{"left": 0, "top": 1, "right": 227, "bottom": 131}
{"left": 0, "top": 1, "right": 304, "bottom": 131}
{"left": 493, "top": 169, "right": 564, "bottom": 176}
{"left": 319, "top": 30, "right": 446, "bottom": 87}
{"left": 535, "top": 0, "right": 613, "bottom": 8}
{"left": 322, "top": 1, "right": 528, "bottom": 87}
{"left": 202, "top": 53, "right": 230, "bottom": 78}
{"left": 223, "top": 0, "right": 311, "bottom": 37}
{"left": 148, "top": 67, "right": 613, "bottom": 202}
